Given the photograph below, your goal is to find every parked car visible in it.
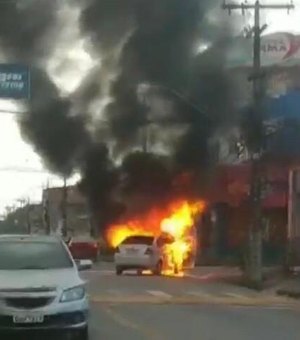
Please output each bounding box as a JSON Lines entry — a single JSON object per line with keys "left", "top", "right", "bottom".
{"left": 68, "top": 236, "right": 100, "bottom": 262}
{"left": 0, "top": 234, "right": 91, "bottom": 339}
{"left": 114, "top": 235, "right": 165, "bottom": 275}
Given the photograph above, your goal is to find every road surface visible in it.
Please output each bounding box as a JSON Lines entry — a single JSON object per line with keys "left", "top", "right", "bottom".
{"left": 83, "top": 263, "right": 300, "bottom": 340}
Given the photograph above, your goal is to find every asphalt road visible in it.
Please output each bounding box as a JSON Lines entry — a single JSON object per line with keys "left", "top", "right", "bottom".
{"left": 83, "top": 263, "right": 300, "bottom": 340}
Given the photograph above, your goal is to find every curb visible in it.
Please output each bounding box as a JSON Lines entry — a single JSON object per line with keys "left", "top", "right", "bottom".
{"left": 277, "top": 289, "right": 300, "bottom": 299}
{"left": 185, "top": 272, "right": 242, "bottom": 282}
{"left": 91, "top": 294, "right": 298, "bottom": 308}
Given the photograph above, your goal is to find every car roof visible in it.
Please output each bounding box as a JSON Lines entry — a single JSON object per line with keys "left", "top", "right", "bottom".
{"left": 0, "top": 234, "right": 61, "bottom": 243}
{"left": 121, "top": 235, "right": 155, "bottom": 244}
{"left": 124, "top": 235, "right": 154, "bottom": 239}
{"left": 71, "top": 236, "right": 96, "bottom": 242}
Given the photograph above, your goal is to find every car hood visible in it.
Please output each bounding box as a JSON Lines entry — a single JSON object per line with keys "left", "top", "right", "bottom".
{"left": 0, "top": 268, "right": 83, "bottom": 291}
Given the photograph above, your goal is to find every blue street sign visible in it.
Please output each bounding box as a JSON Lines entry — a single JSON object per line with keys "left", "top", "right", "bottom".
{"left": 0, "top": 64, "right": 30, "bottom": 99}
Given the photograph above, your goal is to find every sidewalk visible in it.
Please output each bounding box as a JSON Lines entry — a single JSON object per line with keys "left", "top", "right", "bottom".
{"left": 276, "top": 274, "right": 300, "bottom": 299}
{"left": 184, "top": 266, "right": 300, "bottom": 306}
{"left": 187, "top": 266, "right": 283, "bottom": 287}
{"left": 186, "top": 266, "right": 241, "bottom": 281}
{"left": 188, "top": 266, "right": 300, "bottom": 301}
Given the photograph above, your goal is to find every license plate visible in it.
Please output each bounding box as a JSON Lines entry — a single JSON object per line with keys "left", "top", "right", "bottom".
{"left": 13, "top": 315, "right": 44, "bottom": 324}
{"left": 127, "top": 248, "right": 137, "bottom": 254}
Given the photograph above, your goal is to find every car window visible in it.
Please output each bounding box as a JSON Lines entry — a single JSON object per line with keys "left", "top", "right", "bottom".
{"left": 0, "top": 241, "right": 73, "bottom": 270}
{"left": 122, "top": 236, "right": 154, "bottom": 245}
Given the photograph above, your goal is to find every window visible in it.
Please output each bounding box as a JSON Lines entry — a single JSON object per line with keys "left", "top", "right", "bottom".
{"left": 0, "top": 241, "right": 73, "bottom": 270}
{"left": 122, "top": 236, "right": 154, "bottom": 245}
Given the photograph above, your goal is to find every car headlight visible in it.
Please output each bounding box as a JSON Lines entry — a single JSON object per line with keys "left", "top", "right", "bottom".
{"left": 60, "top": 286, "right": 85, "bottom": 303}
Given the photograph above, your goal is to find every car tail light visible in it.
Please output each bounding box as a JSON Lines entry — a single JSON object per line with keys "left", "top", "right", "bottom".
{"left": 145, "top": 247, "right": 153, "bottom": 255}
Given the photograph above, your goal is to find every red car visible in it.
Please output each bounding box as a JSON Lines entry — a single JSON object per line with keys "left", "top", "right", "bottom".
{"left": 68, "top": 236, "right": 100, "bottom": 262}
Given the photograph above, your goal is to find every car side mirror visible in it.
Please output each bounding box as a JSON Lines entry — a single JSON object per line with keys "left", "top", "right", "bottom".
{"left": 76, "top": 259, "right": 93, "bottom": 271}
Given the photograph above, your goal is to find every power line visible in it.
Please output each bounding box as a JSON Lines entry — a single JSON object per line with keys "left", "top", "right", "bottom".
{"left": 222, "top": 1, "right": 294, "bottom": 12}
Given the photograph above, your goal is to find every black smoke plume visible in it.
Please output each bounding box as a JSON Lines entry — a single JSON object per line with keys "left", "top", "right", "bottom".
{"left": 0, "top": 0, "right": 59, "bottom": 62}
{"left": 77, "top": 0, "right": 239, "bottom": 226}
{"left": 78, "top": 143, "right": 123, "bottom": 233}
{"left": 20, "top": 68, "right": 89, "bottom": 175}
{"left": 120, "top": 151, "right": 172, "bottom": 202}
{"left": 0, "top": 1, "right": 90, "bottom": 175}
{"left": 80, "top": 0, "right": 237, "bottom": 163}
{"left": 0, "top": 0, "right": 239, "bottom": 233}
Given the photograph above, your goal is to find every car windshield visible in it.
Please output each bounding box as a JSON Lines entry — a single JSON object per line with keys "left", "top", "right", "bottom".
{"left": 0, "top": 240, "right": 73, "bottom": 270}
{"left": 122, "top": 236, "right": 154, "bottom": 246}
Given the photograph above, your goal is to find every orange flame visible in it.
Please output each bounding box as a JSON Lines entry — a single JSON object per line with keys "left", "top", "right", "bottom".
{"left": 106, "top": 200, "right": 205, "bottom": 276}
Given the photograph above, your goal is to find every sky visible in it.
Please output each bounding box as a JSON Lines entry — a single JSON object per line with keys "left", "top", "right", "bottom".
{"left": 264, "top": 0, "right": 300, "bottom": 34}
{"left": 0, "top": 0, "right": 299, "bottom": 214}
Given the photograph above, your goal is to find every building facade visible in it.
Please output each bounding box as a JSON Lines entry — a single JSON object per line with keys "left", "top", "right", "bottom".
{"left": 42, "top": 186, "right": 90, "bottom": 237}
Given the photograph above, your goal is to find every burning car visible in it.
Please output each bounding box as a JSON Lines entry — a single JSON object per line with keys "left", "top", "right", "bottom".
{"left": 114, "top": 235, "right": 164, "bottom": 275}
{"left": 108, "top": 200, "right": 205, "bottom": 276}
{"left": 114, "top": 231, "right": 196, "bottom": 276}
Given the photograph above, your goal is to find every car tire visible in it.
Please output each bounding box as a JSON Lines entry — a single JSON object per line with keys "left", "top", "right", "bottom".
{"left": 116, "top": 266, "right": 123, "bottom": 275}
{"left": 153, "top": 260, "right": 163, "bottom": 276}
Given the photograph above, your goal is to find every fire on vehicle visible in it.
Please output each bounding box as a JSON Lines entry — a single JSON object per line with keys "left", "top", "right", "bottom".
{"left": 106, "top": 200, "right": 205, "bottom": 276}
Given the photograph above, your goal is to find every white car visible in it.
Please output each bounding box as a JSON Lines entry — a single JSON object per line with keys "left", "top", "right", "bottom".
{"left": 114, "top": 235, "right": 168, "bottom": 275}
{"left": 0, "top": 234, "right": 90, "bottom": 339}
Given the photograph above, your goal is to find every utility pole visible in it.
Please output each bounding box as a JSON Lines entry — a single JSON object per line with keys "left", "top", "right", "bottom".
{"left": 26, "top": 197, "right": 31, "bottom": 234}
{"left": 43, "top": 181, "right": 51, "bottom": 235}
{"left": 222, "top": 1, "right": 294, "bottom": 287}
{"left": 61, "top": 176, "right": 68, "bottom": 238}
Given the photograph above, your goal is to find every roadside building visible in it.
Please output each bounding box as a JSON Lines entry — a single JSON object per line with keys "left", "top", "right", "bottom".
{"left": 42, "top": 186, "right": 90, "bottom": 236}
{"left": 199, "top": 32, "right": 300, "bottom": 264}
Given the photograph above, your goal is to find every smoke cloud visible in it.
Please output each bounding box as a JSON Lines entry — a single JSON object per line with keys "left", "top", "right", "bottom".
{"left": 78, "top": 0, "right": 239, "bottom": 224}
{"left": 0, "top": 0, "right": 59, "bottom": 62}
{"left": 0, "top": 0, "right": 240, "bottom": 231}
{"left": 20, "top": 67, "right": 89, "bottom": 175}
{"left": 0, "top": 1, "right": 90, "bottom": 175}
{"left": 79, "top": 0, "right": 238, "bottom": 164}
